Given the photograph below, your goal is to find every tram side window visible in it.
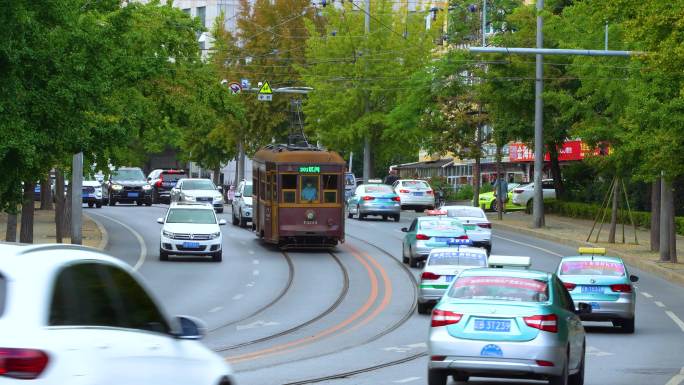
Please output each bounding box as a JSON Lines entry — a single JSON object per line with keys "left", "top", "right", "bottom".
{"left": 282, "top": 174, "right": 297, "bottom": 203}
{"left": 266, "top": 174, "right": 272, "bottom": 201}
{"left": 260, "top": 174, "right": 266, "bottom": 202}
{"left": 300, "top": 175, "right": 319, "bottom": 203}
{"left": 270, "top": 174, "right": 276, "bottom": 202}
{"left": 322, "top": 174, "right": 338, "bottom": 203}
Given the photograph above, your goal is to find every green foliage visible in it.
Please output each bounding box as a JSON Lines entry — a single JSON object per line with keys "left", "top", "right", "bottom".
{"left": 455, "top": 184, "right": 474, "bottom": 201}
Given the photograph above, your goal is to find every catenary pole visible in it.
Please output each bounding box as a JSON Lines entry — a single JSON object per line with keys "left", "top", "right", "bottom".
{"left": 71, "top": 152, "right": 83, "bottom": 244}
{"left": 362, "top": 0, "right": 372, "bottom": 183}
{"left": 532, "top": 0, "right": 544, "bottom": 227}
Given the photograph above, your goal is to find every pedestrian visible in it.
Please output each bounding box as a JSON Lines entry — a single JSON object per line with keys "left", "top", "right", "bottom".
{"left": 384, "top": 169, "right": 399, "bottom": 185}
{"left": 493, "top": 174, "right": 508, "bottom": 212}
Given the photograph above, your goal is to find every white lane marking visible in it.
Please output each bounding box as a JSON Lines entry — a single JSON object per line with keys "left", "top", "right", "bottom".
{"left": 665, "top": 311, "right": 684, "bottom": 332}
{"left": 236, "top": 320, "right": 279, "bottom": 331}
{"left": 586, "top": 346, "right": 613, "bottom": 357}
{"left": 655, "top": 301, "right": 666, "bottom": 308}
{"left": 232, "top": 294, "right": 244, "bottom": 300}
{"left": 383, "top": 343, "right": 427, "bottom": 353}
{"left": 253, "top": 259, "right": 260, "bottom": 265}
{"left": 89, "top": 212, "right": 147, "bottom": 271}
{"left": 641, "top": 292, "right": 654, "bottom": 298}
{"left": 248, "top": 249, "right": 255, "bottom": 255}
{"left": 393, "top": 377, "right": 421, "bottom": 383}
{"left": 253, "top": 270, "right": 260, "bottom": 276}
{"left": 209, "top": 306, "right": 223, "bottom": 313}
{"left": 246, "top": 282, "right": 255, "bottom": 287}
{"left": 492, "top": 234, "right": 563, "bottom": 257}
{"left": 665, "top": 368, "right": 684, "bottom": 385}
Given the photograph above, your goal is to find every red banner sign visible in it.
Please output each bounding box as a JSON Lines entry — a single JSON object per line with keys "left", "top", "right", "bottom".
{"left": 509, "top": 140, "right": 607, "bottom": 162}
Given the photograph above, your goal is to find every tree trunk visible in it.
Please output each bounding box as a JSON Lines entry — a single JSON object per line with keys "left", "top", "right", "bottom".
{"left": 650, "top": 178, "right": 661, "bottom": 251}
{"left": 495, "top": 144, "right": 503, "bottom": 220}
{"left": 237, "top": 139, "right": 245, "bottom": 183}
{"left": 472, "top": 155, "right": 481, "bottom": 208}
{"left": 659, "top": 177, "right": 673, "bottom": 262}
{"left": 608, "top": 178, "right": 620, "bottom": 243}
{"left": 19, "top": 181, "right": 35, "bottom": 243}
{"left": 213, "top": 166, "right": 221, "bottom": 186}
{"left": 670, "top": 189, "right": 678, "bottom": 263}
{"left": 548, "top": 145, "right": 565, "bottom": 200}
{"left": 55, "top": 169, "right": 65, "bottom": 243}
{"left": 40, "top": 174, "right": 53, "bottom": 210}
{"left": 5, "top": 212, "right": 17, "bottom": 242}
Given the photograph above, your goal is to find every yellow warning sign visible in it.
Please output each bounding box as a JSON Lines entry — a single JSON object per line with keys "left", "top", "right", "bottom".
{"left": 258, "top": 81, "right": 273, "bottom": 94}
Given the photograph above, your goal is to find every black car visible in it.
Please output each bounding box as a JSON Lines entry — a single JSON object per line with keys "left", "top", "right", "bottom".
{"left": 106, "top": 167, "right": 152, "bottom": 206}
{"left": 147, "top": 169, "right": 187, "bottom": 204}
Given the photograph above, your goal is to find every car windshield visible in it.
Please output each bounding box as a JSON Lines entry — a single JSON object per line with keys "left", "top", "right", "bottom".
{"left": 560, "top": 260, "right": 626, "bottom": 276}
{"left": 0, "top": 274, "right": 5, "bottom": 317}
{"left": 243, "top": 184, "right": 253, "bottom": 197}
{"left": 428, "top": 251, "right": 487, "bottom": 267}
{"left": 112, "top": 169, "right": 145, "bottom": 181}
{"left": 161, "top": 172, "right": 186, "bottom": 182}
{"left": 402, "top": 180, "right": 429, "bottom": 189}
{"left": 166, "top": 208, "right": 216, "bottom": 224}
{"left": 182, "top": 180, "right": 215, "bottom": 190}
{"left": 448, "top": 276, "right": 549, "bottom": 302}
{"left": 364, "top": 185, "right": 393, "bottom": 194}
{"left": 419, "top": 219, "right": 463, "bottom": 231}
{"left": 445, "top": 208, "right": 485, "bottom": 218}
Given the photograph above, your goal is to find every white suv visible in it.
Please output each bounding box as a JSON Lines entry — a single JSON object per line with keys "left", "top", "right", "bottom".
{"left": 511, "top": 179, "right": 557, "bottom": 210}
{"left": 0, "top": 243, "right": 235, "bottom": 385}
{"left": 158, "top": 203, "right": 226, "bottom": 262}
{"left": 231, "top": 180, "right": 253, "bottom": 228}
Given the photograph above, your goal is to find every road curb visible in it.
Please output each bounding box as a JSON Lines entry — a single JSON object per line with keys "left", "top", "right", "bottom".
{"left": 85, "top": 213, "right": 108, "bottom": 251}
{"left": 492, "top": 220, "right": 684, "bottom": 288}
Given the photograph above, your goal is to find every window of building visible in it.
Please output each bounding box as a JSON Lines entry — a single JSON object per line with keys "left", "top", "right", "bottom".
{"left": 182, "top": 8, "right": 191, "bottom": 15}
{"left": 282, "top": 174, "right": 297, "bottom": 203}
{"left": 196, "top": 6, "right": 206, "bottom": 27}
{"left": 300, "top": 175, "right": 319, "bottom": 203}
{"left": 322, "top": 174, "right": 338, "bottom": 203}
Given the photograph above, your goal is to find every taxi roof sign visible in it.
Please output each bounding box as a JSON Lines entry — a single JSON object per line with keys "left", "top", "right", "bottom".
{"left": 258, "top": 81, "right": 273, "bottom": 94}
{"left": 578, "top": 247, "right": 606, "bottom": 255}
{"left": 488, "top": 255, "right": 532, "bottom": 269}
{"left": 367, "top": 179, "right": 383, "bottom": 183}
{"left": 426, "top": 209, "right": 447, "bottom": 216}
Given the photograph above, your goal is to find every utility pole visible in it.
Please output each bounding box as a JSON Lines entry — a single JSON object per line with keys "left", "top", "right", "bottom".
{"left": 482, "top": 0, "right": 487, "bottom": 47}
{"left": 71, "top": 152, "right": 83, "bottom": 245}
{"left": 362, "top": 0, "right": 372, "bottom": 184}
{"left": 532, "top": 0, "right": 544, "bottom": 228}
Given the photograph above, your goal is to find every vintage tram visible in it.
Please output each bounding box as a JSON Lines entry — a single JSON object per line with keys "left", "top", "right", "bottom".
{"left": 252, "top": 144, "right": 346, "bottom": 248}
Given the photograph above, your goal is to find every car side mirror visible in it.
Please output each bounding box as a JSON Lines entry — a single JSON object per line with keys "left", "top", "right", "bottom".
{"left": 401, "top": 227, "right": 408, "bottom": 232}
{"left": 219, "top": 219, "right": 227, "bottom": 226}
{"left": 217, "top": 186, "right": 223, "bottom": 192}
{"left": 576, "top": 302, "right": 592, "bottom": 315}
{"left": 156, "top": 217, "right": 164, "bottom": 224}
{"left": 172, "top": 316, "right": 206, "bottom": 340}
{"left": 630, "top": 275, "right": 639, "bottom": 283}
{"left": 235, "top": 193, "right": 242, "bottom": 198}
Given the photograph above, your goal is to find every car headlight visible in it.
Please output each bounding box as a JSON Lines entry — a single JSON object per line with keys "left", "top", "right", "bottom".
{"left": 184, "top": 195, "right": 195, "bottom": 201}
{"left": 143, "top": 185, "right": 152, "bottom": 190}
{"left": 214, "top": 195, "right": 223, "bottom": 202}
{"left": 162, "top": 230, "right": 174, "bottom": 238}
{"left": 111, "top": 184, "right": 123, "bottom": 191}
{"left": 210, "top": 231, "right": 221, "bottom": 239}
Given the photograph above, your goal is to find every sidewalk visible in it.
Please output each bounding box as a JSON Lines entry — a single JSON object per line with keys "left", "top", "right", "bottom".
{"left": 0, "top": 206, "right": 105, "bottom": 249}
{"left": 489, "top": 211, "right": 684, "bottom": 287}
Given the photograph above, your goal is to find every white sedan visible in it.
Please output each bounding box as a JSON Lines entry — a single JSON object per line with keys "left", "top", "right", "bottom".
{"left": 0, "top": 243, "right": 234, "bottom": 385}
{"left": 392, "top": 179, "right": 436, "bottom": 212}
{"left": 441, "top": 205, "right": 492, "bottom": 254}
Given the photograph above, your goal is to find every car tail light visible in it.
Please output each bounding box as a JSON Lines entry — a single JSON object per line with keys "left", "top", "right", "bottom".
{"left": 536, "top": 360, "right": 555, "bottom": 367}
{"left": 155, "top": 174, "right": 163, "bottom": 187}
{"left": 399, "top": 189, "right": 410, "bottom": 193}
{"left": 524, "top": 314, "right": 558, "bottom": 333}
{"left": 421, "top": 272, "right": 441, "bottom": 280}
{"left": 0, "top": 348, "right": 49, "bottom": 379}
{"left": 563, "top": 282, "right": 577, "bottom": 291}
{"left": 392, "top": 196, "right": 401, "bottom": 201}
{"left": 456, "top": 235, "right": 469, "bottom": 239}
{"left": 416, "top": 234, "right": 431, "bottom": 240}
{"left": 431, "top": 309, "right": 462, "bottom": 327}
{"left": 362, "top": 196, "right": 375, "bottom": 201}
{"left": 430, "top": 355, "right": 446, "bottom": 361}
{"left": 477, "top": 223, "right": 491, "bottom": 229}
{"left": 610, "top": 284, "right": 632, "bottom": 293}
{"left": 426, "top": 190, "right": 434, "bottom": 195}
{"left": 513, "top": 189, "right": 524, "bottom": 194}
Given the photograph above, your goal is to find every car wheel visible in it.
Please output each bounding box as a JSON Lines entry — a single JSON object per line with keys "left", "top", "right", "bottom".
{"left": 525, "top": 199, "right": 533, "bottom": 214}
{"left": 239, "top": 212, "right": 247, "bottom": 228}
{"left": 382, "top": 215, "right": 388, "bottom": 221}
{"left": 145, "top": 201, "right": 152, "bottom": 206}
{"left": 152, "top": 191, "right": 157, "bottom": 204}
{"left": 485, "top": 245, "right": 492, "bottom": 255}
{"left": 568, "top": 344, "right": 585, "bottom": 385}
{"left": 136, "top": 201, "right": 143, "bottom": 206}
{"left": 394, "top": 214, "right": 401, "bottom": 222}
{"left": 347, "top": 210, "right": 353, "bottom": 219}
{"left": 417, "top": 302, "right": 431, "bottom": 315}
{"left": 427, "top": 369, "right": 447, "bottom": 385}
{"left": 402, "top": 245, "right": 409, "bottom": 264}
{"left": 159, "top": 248, "right": 169, "bottom": 262}
{"left": 549, "top": 354, "right": 569, "bottom": 385}
{"left": 217, "top": 208, "right": 224, "bottom": 213}
{"left": 232, "top": 209, "right": 239, "bottom": 225}
{"left": 452, "top": 373, "right": 470, "bottom": 383}
{"left": 409, "top": 252, "right": 420, "bottom": 268}
{"left": 212, "top": 251, "right": 223, "bottom": 262}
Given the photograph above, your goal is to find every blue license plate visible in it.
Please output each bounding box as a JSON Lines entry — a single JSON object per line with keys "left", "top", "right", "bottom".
{"left": 581, "top": 285, "right": 604, "bottom": 294}
{"left": 413, "top": 192, "right": 424, "bottom": 196}
{"left": 182, "top": 242, "right": 200, "bottom": 249}
{"left": 127, "top": 192, "right": 139, "bottom": 198}
{"left": 474, "top": 319, "right": 511, "bottom": 332}
{"left": 445, "top": 275, "right": 455, "bottom": 282}
{"left": 589, "top": 301, "right": 601, "bottom": 310}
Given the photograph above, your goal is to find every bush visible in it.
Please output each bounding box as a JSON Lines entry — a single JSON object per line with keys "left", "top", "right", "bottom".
{"left": 455, "top": 184, "right": 474, "bottom": 201}
{"left": 546, "top": 201, "right": 684, "bottom": 236}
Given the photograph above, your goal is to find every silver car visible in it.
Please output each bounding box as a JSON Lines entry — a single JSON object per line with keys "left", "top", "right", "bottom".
{"left": 346, "top": 182, "right": 401, "bottom": 221}
{"left": 428, "top": 269, "right": 590, "bottom": 385}
{"left": 170, "top": 178, "right": 224, "bottom": 213}
{"left": 441, "top": 205, "right": 492, "bottom": 254}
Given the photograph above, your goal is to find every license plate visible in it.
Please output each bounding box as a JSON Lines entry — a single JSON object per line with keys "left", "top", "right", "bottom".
{"left": 182, "top": 242, "right": 200, "bottom": 249}
{"left": 474, "top": 319, "right": 511, "bottom": 332}
{"left": 464, "top": 225, "right": 476, "bottom": 230}
{"left": 445, "top": 275, "right": 455, "bottom": 282}
{"left": 581, "top": 285, "right": 604, "bottom": 294}
{"left": 589, "top": 302, "right": 601, "bottom": 310}
{"left": 127, "top": 192, "right": 139, "bottom": 198}
{"left": 413, "top": 192, "right": 424, "bottom": 196}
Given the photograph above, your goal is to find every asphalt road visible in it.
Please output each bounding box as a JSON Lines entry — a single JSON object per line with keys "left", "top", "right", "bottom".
{"left": 87, "top": 204, "right": 684, "bottom": 385}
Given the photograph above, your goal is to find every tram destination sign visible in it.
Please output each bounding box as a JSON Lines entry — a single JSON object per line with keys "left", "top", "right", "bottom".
{"left": 299, "top": 166, "right": 320, "bottom": 173}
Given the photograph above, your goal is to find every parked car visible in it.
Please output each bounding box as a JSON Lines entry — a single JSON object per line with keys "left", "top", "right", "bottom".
{"left": 106, "top": 167, "right": 152, "bottom": 206}
{"left": 392, "top": 179, "right": 435, "bottom": 212}
{"left": 511, "top": 179, "right": 556, "bottom": 211}
{"left": 148, "top": 169, "right": 187, "bottom": 204}
{"left": 170, "top": 178, "right": 224, "bottom": 213}
{"left": 0, "top": 243, "right": 235, "bottom": 385}
{"left": 346, "top": 181, "right": 401, "bottom": 221}
{"left": 231, "top": 180, "right": 253, "bottom": 228}
{"left": 158, "top": 202, "right": 226, "bottom": 262}
{"left": 427, "top": 268, "right": 590, "bottom": 385}
{"left": 82, "top": 180, "right": 104, "bottom": 208}
{"left": 478, "top": 183, "right": 521, "bottom": 211}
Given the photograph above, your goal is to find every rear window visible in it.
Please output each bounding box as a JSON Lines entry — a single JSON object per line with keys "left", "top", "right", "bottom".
{"left": 161, "top": 171, "right": 186, "bottom": 182}
{"left": 419, "top": 219, "right": 463, "bottom": 231}
{"left": 446, "top": 208, "right": 485, "bottom": 218}
{"left": 0, "top": 274, "right": 5, "bottom": 317}
{"left": 560, "top": 261, "right": 625, "bottom": 276}
{"left": 428, "top": 251, "right": 487, "bottom": 267}
{"left": 448, "top": 276, "right": 549, "bottom": 302}
{"left": 364, "top": 185, "right": 393, "bottom": 194}
{"left": 402, "top": 180, "right": 429, "bottom": 189}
